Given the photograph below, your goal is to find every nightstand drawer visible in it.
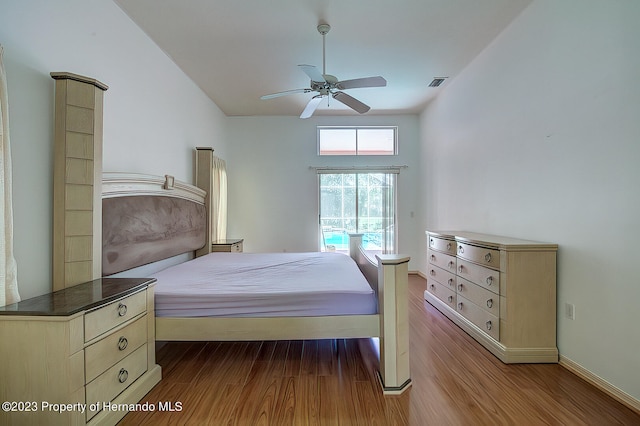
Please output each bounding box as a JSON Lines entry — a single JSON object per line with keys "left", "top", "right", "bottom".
{"left": 85, "top": 314, "right": 147, "bottom": 383}
{"left": 211, "top": 239, "right": 244, "bottom": 253}
{"left": 84, "top": 290, "right": 147, "bottom": 342}
{"left": 86, "top": 344, "right": 148, "bottom": 421}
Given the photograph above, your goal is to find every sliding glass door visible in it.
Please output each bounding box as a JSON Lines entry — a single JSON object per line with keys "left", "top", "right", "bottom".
{"left": 319, "top": 171, "right": 396, "bottom": 256}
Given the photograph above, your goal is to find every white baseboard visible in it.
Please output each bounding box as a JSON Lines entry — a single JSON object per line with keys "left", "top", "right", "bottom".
{"left": 416, "top": 271, "right": 639, "bottom": 414}
{"left": 559, "top": 355, "right": 640, "bottom": 415}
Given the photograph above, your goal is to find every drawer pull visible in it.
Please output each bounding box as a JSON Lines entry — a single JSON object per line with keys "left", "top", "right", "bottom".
{"left": 486, "top": 299, "right": 493, "bottom": 309}
{"left": 430, "top": 238, "right": 434, "bottom": 246}
{"left": 117, "top": 336, "right": 129, "bottom": 351}
{"left": 447, "top": 295, "right": 453, "bottom": 303}
{"left": 448, "top": 261, "right": 455, "bottom": 269}
{"left": 458, "top": 265, "right": 463, "bottom": 273}
{"left": 458, "top": 245, "right": 464, "bottom": 254}
{"left": 446, "top": 242, "right": 452, "bottom": 250}
{"left": 457, "top": 302, "right": 463, "bottom": 310}
{"left": 430, "top": 269, "right": 436, "bottom": 276}
{"left": 486, "top": 321, "right": 492, "bottom": 331}
{"left": 457, "top": 284, "right": 463, "bottom": 292}
{"left": 486, "top": 276, "right": 493, "bottom": 286}
{"left": 448, "top": 278, "right": 454, "bottom": 286}
{"left": 485, "top": 253, "right": 492, "bottom": 263}
{"left": 429, "top": 284, "right": 435, "bottom": 290}
{"left": 117, "top": 303, "right": 128, "bottom": 317}
{"left": 430, "top": 254, "right": 436, "bottom": 261}
{"left": 118, "top": 368, "right": 129, "bottom": 384}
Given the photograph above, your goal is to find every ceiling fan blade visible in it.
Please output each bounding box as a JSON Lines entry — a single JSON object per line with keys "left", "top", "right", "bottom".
{"left": 332, "top": 92, "right": 370, "bottom": 114}
{"left": 260, "top": 88, "right": 310, "bottom": 100}
{"left": 299, "top": 64, "right": 326, "bottom": 83}
{"left": 336, "top": 76, "right": 387, "bottom": 90}
{"left": 300, "top": 96, "right": 323, "bottom": 119}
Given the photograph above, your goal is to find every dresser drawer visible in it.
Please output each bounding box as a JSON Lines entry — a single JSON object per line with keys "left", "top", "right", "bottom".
{"left": 85, "top": 290, "right": 147, "bottom": 342}
{"left": 86, "top": 344, "right": 148, "bottom": 421}
{"left": 428, "top": 249, "right": 456, "bottom": 273}
{"left": 85, "top": 314, "right": 148, "bottom": 383}
{"left": 457, "top": 259, "right": 500, "bottom": 295}
{"left": 456, "top": 295, "right": 499, "bottom": 341}
{"left": 456, "top": 241, "right": 500, "bottom": 269}
{"left": 456, "top": 277, "right": 499, "bottom": 317}
{"left": 427, "top": 264, "right": 456, "bottom": 291}
{"left": 427, "top": 235, "right": 456, "bottom": 255}
{"left": 427, "top": 279, "right": 456, "bottom": 310}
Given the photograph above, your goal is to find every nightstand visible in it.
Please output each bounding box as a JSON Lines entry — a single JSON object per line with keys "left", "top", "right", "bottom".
{"left": 211, "top": 238, "right": 244, "bottom": 252}
{"left": 0, "top": 277, "right": 162, "bottom": 425}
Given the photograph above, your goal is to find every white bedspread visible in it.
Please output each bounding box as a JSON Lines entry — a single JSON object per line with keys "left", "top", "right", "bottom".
{"left": 152, "top": 252, "right": 377, "bottom": 317}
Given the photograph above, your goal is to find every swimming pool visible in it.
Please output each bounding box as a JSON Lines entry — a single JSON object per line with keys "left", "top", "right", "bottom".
{"left": 322, "top": 230, "right": 381, "bottom": 251}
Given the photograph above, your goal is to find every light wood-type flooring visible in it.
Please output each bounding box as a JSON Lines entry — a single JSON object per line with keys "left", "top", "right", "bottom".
{"left": 120, "top": 275, "right": 640, "bottom": 425}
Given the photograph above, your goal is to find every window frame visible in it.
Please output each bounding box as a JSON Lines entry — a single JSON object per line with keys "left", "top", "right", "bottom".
{"left": 317, "top": 126, "right": 398, "bottom": 156}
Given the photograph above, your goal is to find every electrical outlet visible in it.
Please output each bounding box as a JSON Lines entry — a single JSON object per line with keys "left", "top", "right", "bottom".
{"left": 565, "top": 302, "right": 575, "bottom": 320}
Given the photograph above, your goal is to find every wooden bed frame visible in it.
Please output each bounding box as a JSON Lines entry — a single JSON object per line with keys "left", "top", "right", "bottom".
{"left": 101, "top": 149, "right": 411, "bottom": 394}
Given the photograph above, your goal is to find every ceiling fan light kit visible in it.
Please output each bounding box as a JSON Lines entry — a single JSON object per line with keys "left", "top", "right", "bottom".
{"left": 260, "top": 23, "right": 387, "bottom": 118}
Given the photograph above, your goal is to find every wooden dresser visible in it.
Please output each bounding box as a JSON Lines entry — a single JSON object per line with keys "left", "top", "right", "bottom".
{"left": 425, "top": 231, "right": 558, "bottom": 363}
{"left": 0, "top": 278, "right": 161, "bottom": 425}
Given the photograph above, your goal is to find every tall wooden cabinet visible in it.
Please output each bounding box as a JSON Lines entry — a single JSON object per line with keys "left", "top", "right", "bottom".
{"left": 425, "top": 231, "right": 558, "bottom": 363}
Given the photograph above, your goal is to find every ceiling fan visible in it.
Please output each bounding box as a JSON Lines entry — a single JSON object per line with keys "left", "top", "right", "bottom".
{"left": 260, "top": 23, "right": 387, "bottom": 119}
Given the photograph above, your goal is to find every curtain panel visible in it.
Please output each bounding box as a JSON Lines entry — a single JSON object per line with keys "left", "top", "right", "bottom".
{"left": 211, "top": 156, "right": 227, "bottom": 241}
{"left": 0, "top": 45, "right": 20, "bottom": 306}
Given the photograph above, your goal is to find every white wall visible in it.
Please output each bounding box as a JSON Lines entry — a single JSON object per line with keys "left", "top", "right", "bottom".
{"left": 0, "top": 0, "right": 228, "bottom": 300}
{"left": 419, "top": 0, "right": 640, "bottom": 402}
{"left": 225, "top": 115, "right": 421, "bottom": 270}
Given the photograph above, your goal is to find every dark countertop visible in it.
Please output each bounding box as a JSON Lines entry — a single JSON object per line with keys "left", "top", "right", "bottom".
{"left": 0, "top": 277, "right": 156, "bottom": 316}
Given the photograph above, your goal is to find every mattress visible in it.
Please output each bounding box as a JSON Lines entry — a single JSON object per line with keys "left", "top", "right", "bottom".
{"left": 152, "top": 252, "right": 377, "bottom": 317}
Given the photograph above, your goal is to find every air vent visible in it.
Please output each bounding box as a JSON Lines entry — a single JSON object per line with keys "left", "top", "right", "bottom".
{"left": 428, "top": 77, "right": 448, "bottom": 87}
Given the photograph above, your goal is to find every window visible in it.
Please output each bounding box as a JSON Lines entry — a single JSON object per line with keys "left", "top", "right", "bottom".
{"left": 318, "top": 126, "right": 397, "bottom": 156}
{"left": 318, "top": 171, "right": 397, "bottom": 257}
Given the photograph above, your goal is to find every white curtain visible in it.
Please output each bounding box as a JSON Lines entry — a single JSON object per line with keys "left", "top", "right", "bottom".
{"left": 0, "top": 45, "right": 20, "bottom": 306}
{"left": 211, "top": 156, "right": 227, "bottom": 241}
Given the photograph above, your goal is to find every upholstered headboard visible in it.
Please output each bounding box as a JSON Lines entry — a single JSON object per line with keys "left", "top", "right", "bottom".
{"left": 102, "top": 173, "right": 208, "bottom": 275}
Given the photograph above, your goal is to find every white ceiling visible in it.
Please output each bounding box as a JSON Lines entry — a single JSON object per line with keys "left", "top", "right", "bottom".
{"left": 114, "top": 0, "right": 532, "bottom": 117}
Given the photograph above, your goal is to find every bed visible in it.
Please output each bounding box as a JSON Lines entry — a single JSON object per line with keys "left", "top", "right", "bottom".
{"left": 101, "top": 148, "right": 411, "bottom": 394}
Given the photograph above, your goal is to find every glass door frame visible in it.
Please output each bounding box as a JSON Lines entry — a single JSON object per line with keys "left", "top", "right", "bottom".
{"left": 317, "top": 169, "right": 398, "bottom": 256}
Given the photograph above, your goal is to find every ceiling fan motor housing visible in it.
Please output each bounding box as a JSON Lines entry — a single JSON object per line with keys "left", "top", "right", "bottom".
{"left": 317, "top": 24, "right": 331, "bottom": 35}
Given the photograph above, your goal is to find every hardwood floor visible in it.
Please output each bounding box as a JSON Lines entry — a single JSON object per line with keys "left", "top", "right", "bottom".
{"left": 120, "top": 275, "right": 640, "bottom": 425}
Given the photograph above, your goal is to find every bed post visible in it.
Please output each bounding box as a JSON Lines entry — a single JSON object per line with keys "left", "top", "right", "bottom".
{"left": 195, "top": 147, "right": 214, "bottom": 257}
{"left": 348, "top": 234, "right": 411, "bottom": 394}
{"left": 51, "top": 72, "right": 108, "bottom": 291}
{"left": 376, "top": 254, "right": 412, "bottom": 394}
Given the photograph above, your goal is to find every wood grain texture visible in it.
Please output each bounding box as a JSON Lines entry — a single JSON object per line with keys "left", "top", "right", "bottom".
{"left": 51, "top": 73, "right": 106, "bottom": 291}
{"left": 120, "top": 275, "right": 640, "bottom": 425}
